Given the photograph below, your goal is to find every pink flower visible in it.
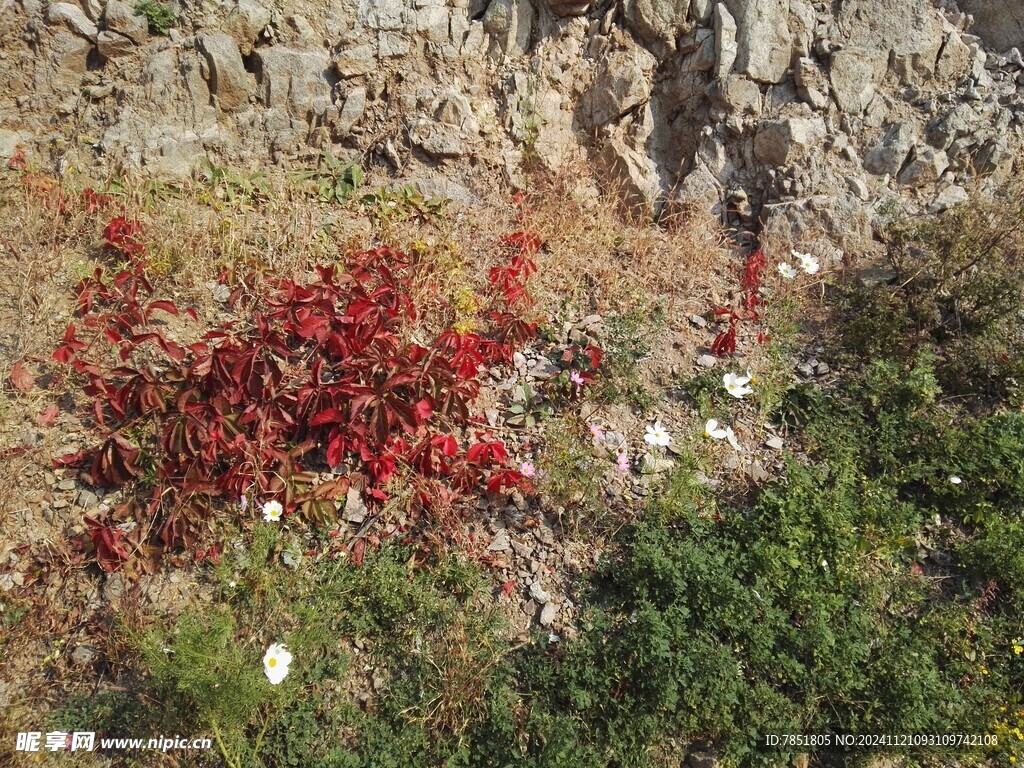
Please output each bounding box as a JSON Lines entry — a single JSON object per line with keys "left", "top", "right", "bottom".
{"left": 615, "top": 452, "right": 630, "bottom": 473}
{"left": 589, "top": 424, "right": 605, "bottom": 441}
{"left": 519, "top": 461, "right": 536, "bottom": 478}
{"left": 570, "top": 370, "right": 585, "bottom": 387}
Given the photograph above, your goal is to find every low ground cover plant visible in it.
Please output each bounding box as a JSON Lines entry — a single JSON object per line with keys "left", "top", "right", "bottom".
{"left": 53, "top": 218, "right": 541, "bottom": 569}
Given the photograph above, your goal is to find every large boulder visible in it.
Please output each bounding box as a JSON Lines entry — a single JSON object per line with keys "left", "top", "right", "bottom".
{"left": 829, "top": 48, "right": 885, "bottom": 114}
{"left": 581, "top": 43, "right": 657, "bottom": 128}
{"left": 623, "top": 0, "right": 692, "bottom": 58}
{"left": 724, "top": 0, "right": 791, "bottom": 84}
{"left": 754, "top": 116, "right": 826, "bottom": 166}
{"left": 198, "top": 33, "right": 253, "bottom": 113}
{"left": 864, "top": 122, "right": 916, "bottom": 176}
{"left": 835, "top": 0, "right": 944, "bottom": 85}
{"left": 252, "top": 47, "right": 333, "bottom": 119}
{"left": 104, "top": 0, "right": 148, "bottom": 45}
{"left": 483, "top": 0, "right": 534, "bottom": 59}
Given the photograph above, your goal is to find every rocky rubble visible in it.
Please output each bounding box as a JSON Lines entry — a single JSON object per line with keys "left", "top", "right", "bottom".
{"left": 1, "top": 0, "right": 1023, "bottom": 250}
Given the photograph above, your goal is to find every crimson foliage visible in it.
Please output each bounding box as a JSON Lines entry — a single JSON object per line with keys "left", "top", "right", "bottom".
{"left": 55, "top": 243, "right": 539, "bottom": 557}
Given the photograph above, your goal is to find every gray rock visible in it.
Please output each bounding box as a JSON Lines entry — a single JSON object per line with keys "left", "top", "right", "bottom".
{"left": 935, "top": 32, "right": 972, "bottom": 82}
{"left": 836, "top": 0, "right": 944, "bottom": 86}
{"left": 713, "top": 3, "right": 738, "bottom": 79}
{"left": 581, "top": 44, "right": 656, "bottom": 127}
{"left": 539, "top": 601, "right": 559, "bottom": 626}
{"left": 548, "top": 0, "right": 592, "bottom": 17}
{"left": 0, "top": 130, "right": 24, "bottom": 160}
{"left": 622, "top": 0, "right": 691, "bottom": 58}
{"left": 764, "top": 436, "right": 784, "bottom": 450}
{"left": 47, "top": 3, "right": 98, "bottom": 39}
{"left": 956, "top": 0, "right": 1024, "bottom": 52}
{"left": 483, "top": 0, "right": 534, "bottom": 59}
{"left": 335, "top": 86, "right": 367, "bottom": 136}
{"left": 597, "top": 136, "right": 661, "bottom": 214}
{"left": 896, "top": 146, "right": 948, "bottom": 187}
{"left": 97, "top": 28, "right": 134, "bottom": 59}
{"left": 408, "top": 119, "right": 467, "bottom": 158}
{"left": 77, "top": 489, "right": 99, "bottom": 508}
{"left": 529, "top": 580, "right": 551, "bottom": 604}
{"left": 829, "top": 48, "right": 884, "bottom": 114}
{"left": 706, "top": 75, "right": 760, "bottom": 116}
{"left": 929, "top": 185, "right": 969, "bottom": 213}
{"left": 358, "top": 0, "right": 405, "bottom": 30}
{"left": 72, "top": 645, "right": 97, "bottom": 666}
{"left": 925, "top": 105, "right": 977, "bottom": 149}
{"left": 690, "top": 0, "right": 713, "bottom": 23}
{"left": 104, "top": 0, "right": 148, "bottom": 45}
{"left": 82, "top": 0, "right": 103, "bottom": 21}
{"left": 223, "top": 0, "right": 272, "bottom": 56}
{"left": 863, "top": 122, "right": 916, "bottom": 176}
{"left": 725, "top": 0, "right": 791, "bottom": 83}
{"left": 417, "top": 5, "right": 449, "bottom": 44}
{"left": 753, "top": 116, "right": 826, "bottom": 166}
{"left": 488, "top": 529, "right": 512, "bottom": 552}
{"left": 794, "top": 57, "right": 828, "bottom": 109}
{"left": 333, "top": 44, "right": 377, "bottom": 78}
{"left": 847, "top": 176, "right": 870, "bottom": 200}
{"left": 253, "top": 47, "right": 332, "bottom": 118}
{"left": 696, "top": 354, "right": 718, "bottom": 367}
{"left": 344, "top": 487, "right": 368, "bottom": 523}
{"left": 199, "top": 33, "right": 252, "bottom": 112}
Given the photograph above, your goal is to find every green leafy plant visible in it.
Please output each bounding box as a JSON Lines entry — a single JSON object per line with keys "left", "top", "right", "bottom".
{"left": 134, "top": 0, "right": 175, "bottom": 35}
{"left": 361, "top": 185, "right": 448, "bottom": 226}
{"left": 292, "top": 153, "right": 363, "bottom": 204}
{"left": 199, "top": 158, "right": 269, "bottom": 206}
{"left": 505, "top": 381, "right": 552, "bottom": 428}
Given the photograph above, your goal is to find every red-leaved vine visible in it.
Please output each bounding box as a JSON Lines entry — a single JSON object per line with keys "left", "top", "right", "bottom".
{"left": 711, "top": 248, "right": 769, "bottom": 357}
{"left": 55, "top": 237, "right": 543, "bottom": 570}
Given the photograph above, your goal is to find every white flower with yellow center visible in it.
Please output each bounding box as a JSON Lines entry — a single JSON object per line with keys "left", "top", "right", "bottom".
{"left": 263, "top": 643, "right": 292, "bottom": 685}
{"left": 795, "top": 251, "right": 820, "bottom": 275}
{"left": 262, "top": 500, "right": 283, "bottom": 522}
{"left": 704, "top": 419, "right": 728, "bottom": 440}
{"left": 723, "top": 372, "right": 753, "bottom": 399}
{"left": 644, "top": 420, "right": 672, "bottom": 447}
{"left": 777, "top": 262, "right": 797, "bottom": 279}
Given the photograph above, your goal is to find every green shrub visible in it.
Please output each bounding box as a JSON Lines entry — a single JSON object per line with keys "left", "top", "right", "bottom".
{"left": 134, "top": 1, "right": 175, "bottom": 35}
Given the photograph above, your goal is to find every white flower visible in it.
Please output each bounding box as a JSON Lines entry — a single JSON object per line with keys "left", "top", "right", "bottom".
{"left": 262, "top": 500, "right": 283, "bottom": 522}
{"left": 644, "top": 420, "right": 672, "bottom": 447}
{"left": 777, "top": 262, "right": 797, "bottom": 279}
{"left": 724, "top": 426, "right": 741, "bottom": 451}
{"left": 949, "top": 475, "right": 962, "bottom": 485}
{"left": 723, "top": 372, "right": 753, "bottom": 399}
{"left": 819, "top": 557, "right": 829, "bottom": 571}
{"left": 794, "top": 251, "right": 820, "bottom": 275}
{"left": 263, "top": 643, "right": 292, "bottom": 685}
{"left": 704, "top": 419, "right": 728, "bottom": 439}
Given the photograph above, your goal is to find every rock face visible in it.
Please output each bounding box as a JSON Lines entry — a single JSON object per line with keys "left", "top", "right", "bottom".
{"left": 199, "top": 33, "right": 253, "bottom": 112}
{"left": 10, "top": 0, "right": 1024, "bottom": 241}
{"left": 958, "top": 0, "right": 1024, "bottom": 52}
{"left": 725, "top": 0, "right": 791, "bottom": 83}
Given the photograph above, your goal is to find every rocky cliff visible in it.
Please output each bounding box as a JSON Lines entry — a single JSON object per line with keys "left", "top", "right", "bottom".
{"left": 2, "top": 0, "right": 1023, "bottom": 255}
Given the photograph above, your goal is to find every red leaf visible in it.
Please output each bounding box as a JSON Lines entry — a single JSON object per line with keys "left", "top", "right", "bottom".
{"left": 146, "top": 300, "right": 180, "bottom": 316}
{"left": 9, "top": 360, "right": 35, "bottom": 393}
{"left": 53, "top": 450, "right": 89, "bottom": 468}
{"left": 36, "top": 404, "right": 59, "bottom": 427}
{"left": 500, "top": 580, "right": 517, "bottom": 598}
{"left": 85, "top": 516, "right": 131, "bottom": 572}
{"left": 415, "top": 397, "right": 433, "bottom": 423}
